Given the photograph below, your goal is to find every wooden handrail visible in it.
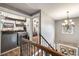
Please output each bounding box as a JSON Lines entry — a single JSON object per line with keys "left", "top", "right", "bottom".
{"left": 22, "top": 38, "right": 64, "bottom": 56}
{"left": 40, "top": 34, "right": 54, "bottom": 50}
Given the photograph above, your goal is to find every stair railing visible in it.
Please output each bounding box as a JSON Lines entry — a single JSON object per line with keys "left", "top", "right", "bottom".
{"left": 20, "top": 38, "right": 64, "bottom": 56}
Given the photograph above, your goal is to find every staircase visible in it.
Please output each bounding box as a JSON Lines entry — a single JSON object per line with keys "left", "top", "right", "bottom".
{"left": 0, "top": 34, "right": 63, "bottom": 56}
{"left": 20, "top": 35, "right": 64, "bottom": 56}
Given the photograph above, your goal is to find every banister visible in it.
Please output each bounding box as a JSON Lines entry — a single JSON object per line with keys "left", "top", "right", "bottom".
{"left": 40, "top": 34, "right": 54, "bottom": 50}
{"left": 22, "top": 38, "right": 64, "bottom": 56}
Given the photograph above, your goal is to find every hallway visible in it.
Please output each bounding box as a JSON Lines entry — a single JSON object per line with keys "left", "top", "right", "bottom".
{"left": 0, "top": 3, "right": 79, "bottom": 56}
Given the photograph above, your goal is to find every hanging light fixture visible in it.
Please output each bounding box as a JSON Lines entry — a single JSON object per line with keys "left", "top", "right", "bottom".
{"left": 62, "top": 11, "right": 75, "bottom": 30}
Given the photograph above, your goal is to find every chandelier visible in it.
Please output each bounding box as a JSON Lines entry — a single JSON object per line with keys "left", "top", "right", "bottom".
{"left": 62, "top": 11, "right": 75, "bottom": 31}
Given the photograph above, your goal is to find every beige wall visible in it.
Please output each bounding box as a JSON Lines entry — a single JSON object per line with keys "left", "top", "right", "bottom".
{"left": 41, "top": 11, "right": 55, "bottom": 47}
{"left": 55, "top": 17, "right": 79, "bottom": 47}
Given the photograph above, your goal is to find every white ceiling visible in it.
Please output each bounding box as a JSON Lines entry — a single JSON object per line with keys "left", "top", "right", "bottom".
{"left": 1, "top": 3, "right": 79, "bottom": 20}
{"left": 28, "top": 3, "right": 79, "bottom": 20}
{"left": 0, "top": 3, "right": 39, "bottom": 15}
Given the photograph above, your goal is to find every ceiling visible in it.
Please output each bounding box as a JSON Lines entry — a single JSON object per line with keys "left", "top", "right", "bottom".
{"left": 28, "top": 3, "right": 79, "bottom": 20}
{"left": 1, "top": 3, "right": 79, "bottom": 20}
{"left": 0, "top": 3, "right": 40, "bottom": 15}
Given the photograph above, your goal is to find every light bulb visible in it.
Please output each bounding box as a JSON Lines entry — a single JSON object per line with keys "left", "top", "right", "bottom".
{"left": 64, "top": 20, "right": 68, "bottom": 23}
{"left": 69, "top": 19, "right": 72, "bottom": 22}
{"left": 71, "top": 22, "right": 75, "bottom": 25}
